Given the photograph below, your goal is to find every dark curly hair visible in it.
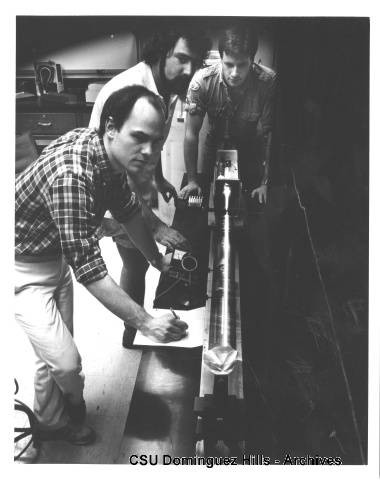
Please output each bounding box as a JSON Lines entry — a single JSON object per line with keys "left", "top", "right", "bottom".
{"left": 142, "top": 25, "right": 211, "bottom": 67}
{"left": 98, "top": 85, "right": 166, "bottom": 137}
{"left": 218, "top": 23, "right": 258, "bottom": 60}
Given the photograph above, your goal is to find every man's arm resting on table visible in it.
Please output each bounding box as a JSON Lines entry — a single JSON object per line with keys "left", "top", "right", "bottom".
{"left": 179, "top": 113, "right": 204, "bottom": 199}
{"left": 251, "top": 131, "right": 272, "bottom": 204}
{"left": 261, "top": 131, "right": 272, "bottom": 186}
{"left": 251, "top": 73, "right": 276, "bottom": 204}
{"left": 85, "top": 274, "right": 188, "bottom": 342}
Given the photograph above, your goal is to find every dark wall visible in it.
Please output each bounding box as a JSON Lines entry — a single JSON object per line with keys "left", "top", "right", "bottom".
{"left": 276, "top": 17, "right": 369, "bottom": 226}
{"left": 16, "top": 16, "right": 271, "bottom": 65}
{"left": 277, "top": 17, "right": 369, "bottom": 149}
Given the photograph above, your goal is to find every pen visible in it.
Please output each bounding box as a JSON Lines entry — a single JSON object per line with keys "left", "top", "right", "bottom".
{"left": 170, "top": 307, "right": 179, "bottom": 319}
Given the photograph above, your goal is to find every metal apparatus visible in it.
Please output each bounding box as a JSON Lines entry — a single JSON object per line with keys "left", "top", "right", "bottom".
{"left": 204, "top": 150, "right": 242, "bottom": 375}
{"left": 118, "top": 159, "right": 246, "bottom": 461}
{"left": 169, "top": 249, "right": 198, "bottom": 273}
{"left": 195, "top": 150, "right": 246, "bottom": 457}
{"left": 175, "top": 193, "right": 204, "bottom": 210}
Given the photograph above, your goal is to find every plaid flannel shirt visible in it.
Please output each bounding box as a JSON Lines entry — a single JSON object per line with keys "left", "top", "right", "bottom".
{"left": 15, "top": 128, "right": 141, "bottom": 285}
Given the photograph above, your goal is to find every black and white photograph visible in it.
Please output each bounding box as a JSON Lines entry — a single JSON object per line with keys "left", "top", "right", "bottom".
{"left": 8, "top": 2, "right": 377, "bottom": 475}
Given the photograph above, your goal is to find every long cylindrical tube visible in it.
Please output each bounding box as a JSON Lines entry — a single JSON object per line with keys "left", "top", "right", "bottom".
{"left": 220, "top": 183, "right": 232, "bottom": 347}
{"left": 204, "top": 182, "right": 238, "bottom": 375}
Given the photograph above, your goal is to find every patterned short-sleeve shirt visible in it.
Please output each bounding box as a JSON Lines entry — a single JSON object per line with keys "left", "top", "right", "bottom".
{"left": 186, "top": 61, "right": 276, "bottom": 135}
{"left": 186, "top": 61, "right": 276, "bottom": 185}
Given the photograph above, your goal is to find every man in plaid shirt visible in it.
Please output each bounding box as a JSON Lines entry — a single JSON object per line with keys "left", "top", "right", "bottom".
{"left": 15, "top": 85, "right": 188, "bottom": 445}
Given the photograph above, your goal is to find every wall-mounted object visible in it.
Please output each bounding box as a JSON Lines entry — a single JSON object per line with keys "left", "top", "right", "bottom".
{"left": 55, "top": 64, "right": 64, "bottom": 93}
{"left": 34, "top": 61, "right": 56, "bottom": 95}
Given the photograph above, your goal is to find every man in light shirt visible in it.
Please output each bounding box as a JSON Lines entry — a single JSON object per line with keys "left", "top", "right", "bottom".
{"left": 90, "top": 27, "right": 210, "bottom": 347}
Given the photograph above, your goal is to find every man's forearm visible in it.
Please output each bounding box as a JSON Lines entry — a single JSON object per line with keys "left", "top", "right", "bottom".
{"left": 261, "top": 131, "right": 272, "bottom": 185}
{"left": 129, "top": 180, "right": 165, "bottom": 231}
{"left": 86, "top": 274, "right": 152, "bottom": 329}
{"left": 140, "top": 199, "right": 164, "bottom": 231}
{"left": 184, "top": 132, "right": 199, "bottom": 183}
{"left": 120, "top": 211, "right": 161, "bottom": 265}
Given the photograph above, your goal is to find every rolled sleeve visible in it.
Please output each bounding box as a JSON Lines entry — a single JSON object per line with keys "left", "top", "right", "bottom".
{"left": 44, "top": 174, "right": 108, "bottom": 285}
{"left": 74, "top": 256, "right": 107, "bottom": 284}
{"left": 185, "top": 73, "right": 206, "bottom": 116}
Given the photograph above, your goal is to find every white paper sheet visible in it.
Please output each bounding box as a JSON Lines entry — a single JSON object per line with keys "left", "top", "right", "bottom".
{"left": 133, "top": 307, "right": 205, "bottom": 348}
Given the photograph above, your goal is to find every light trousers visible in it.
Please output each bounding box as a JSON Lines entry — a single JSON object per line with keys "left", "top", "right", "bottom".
{"left": 15, "top": 256, "right": 84, "bottom": 430}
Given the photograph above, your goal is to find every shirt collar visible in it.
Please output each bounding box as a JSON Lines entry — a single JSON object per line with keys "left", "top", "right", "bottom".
{"left": 144, "top": 63, "right": 160, "bottom": 95}
{"left": 218, "top": 62, "right": 226, "bottom": 85}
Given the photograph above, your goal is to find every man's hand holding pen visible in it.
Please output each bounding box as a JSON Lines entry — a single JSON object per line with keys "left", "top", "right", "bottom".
{"left": 140, "top": 308, "right": 188, "bottom": 343}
